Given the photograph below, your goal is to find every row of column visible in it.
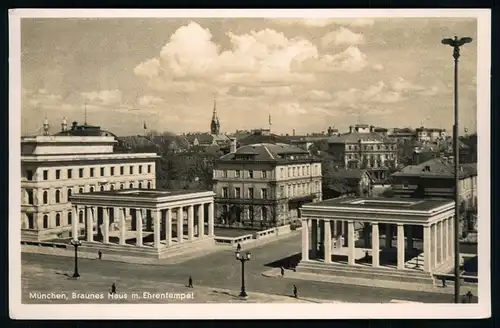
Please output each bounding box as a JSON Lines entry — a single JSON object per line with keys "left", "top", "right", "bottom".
{"left": 71, "top": 202, "right": 215, "bottom": 249}
{"left": 301, "top": 217, "right": 454, "bottom": 272}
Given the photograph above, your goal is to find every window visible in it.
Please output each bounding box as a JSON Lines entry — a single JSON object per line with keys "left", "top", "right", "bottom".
{"left": 43, "top": 191, "right": 48, "bottom": 204}
{"left": 262, "top": 207, "right": 268, "bottom": 221}
{"left": 148, "top": 165, "right": 152, "bottom": 173}
{"left": 222, "top": 170, "right": 227, "bottom": 178}
{"left": 43, "top": 170, "right": 48, "bottom": 180}
{"left": 280, "top": 186, "right": 285, "bottom": 197}
{"left": 55, "top": 190, "right": 61, "bottom": 203}
{"left": 249, "top": 170, "right": 254, "bottom": 178}
{"left": 27, "top": 213, "right": 34, "bottom": 229}
{"left": 288, "top": 168, "right": 291, "bottom": 177}
{"left": 90, "top": 168, "right": 95, "bottom": 177}
{"left": 293, "top": 168, "right": 296, "bottom": 177}
{"left": 288, "top": 185, "right": 292, "bottom": 197}
{"left": 26, "top": 170, "right": 33, "bottom": 180}
{"left": 139, "top": 182, "right": 143, "bottom": 189}
{"left": 100, "top": 167, "right": 105, "bottom": 176}
{"left": 79, "top": 187, "right": 84, "bottom": 193}
{"left": 235, "top": 170, "right": 241, "bottom": 178}
{"left": 110, "top": 185, "right": 115, "bottom": 190}
{"left": 27, "top": 189, "right": 34, "bottom": 205}
{"left": 402, "top": 180, "right": 409, "bottom": 189}
{"left": 68, "top": 212, "right": 72, "bottom": 225}
{"left": 55, "top": 213, "right": 61, "bottom": 227}
{"left": 90, "top": 186, "right": 95, "bottom": 192}
{"left": 79, "top": 168, "right": 84, "bottom": 178}
{"left": 147, "top": 181, "right": 151, "bottom": 189}
{"left": 129, "top": 183, "right": 134, "bottom": 188}
{"left": 120, "top": 166, "right": 124, "bottom": 175}
{"left": 307, "top": 166, "right": 310, "bottom": 175}
{"left": 111, "top": 167, "right": 115, "bottom": 176}
{"left": 79, "top": 211, "right": 84, "bottom": 223}
{"left": 222, "top": 187, "right": 229, "bottom": 198}
{"left": 139, "top": 165, "right": 143, "bottom": 174}
{"left": 67, "top": 169, "right": 72, "bottom": 179}
{"left": 100, "top": 185, "right": 105, "bottom": 191}
{"left": 56, "top": 170, "right": 61, "bottom": 179}
{"left": 280, "top": 168, "right": 284, "bottom": 178}
{"left": 262, "top": 170, "right": 267, "bottom": 179}
{"left": 43, "top": 215, "right": 49, "bottom": 229}
{"left": 249, "top": 207, "right": 254, "bottom": 220}
{"left": 68, "top": 188, "right": 72, "bottom": 200}
{"left": 261, "top": 189, "right": 268, "bottom": 199}
{"left": 129, "top": 166, "right": 134, "bottom": 174}
{"left": 248, "top": 188, "right": 254, "bottom": 199}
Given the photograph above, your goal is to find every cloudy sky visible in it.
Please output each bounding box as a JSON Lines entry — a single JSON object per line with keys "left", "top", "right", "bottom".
{"left": 21, "top": 17, "right": 477, "bottom": 136}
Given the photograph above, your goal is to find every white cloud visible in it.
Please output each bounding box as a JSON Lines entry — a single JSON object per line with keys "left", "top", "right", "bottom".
{"left": 372, "top": 63, "right": 384, "bottom": 71}
{"left": 297, "top": 46, "right": 368, "bottom": 73}
{"left": 301, "top": 89, "right": 332, "bottom": 101}
{"left": 321, "top": 27, "right": 365, "bottom": 47}
{"left": 390, "top": 77, "right": 424, "bottom": 92}
{"left": 138, "top": 95, "right": 165, "bottom": 107}
{"left": 271, "top": 18, "right": 375, "bottom": 28}
{"left": 81, "top": 89, "right": 123, "bottom": 106}
{"left": 24, "top": 89, "right": 73, "bottom": 111}
{"left": 226, "top": 85, "right": 294, "bottom": 98}
{"left": 134, "top": 58, "right": 161, "bottom": 79}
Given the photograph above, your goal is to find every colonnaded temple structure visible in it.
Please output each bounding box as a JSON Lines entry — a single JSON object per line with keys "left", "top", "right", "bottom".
{"left": 296, "top": 197, "right": 456, "bottom": 285}
{"left": 69, "top": 189, "right": 216, "bottom": 259}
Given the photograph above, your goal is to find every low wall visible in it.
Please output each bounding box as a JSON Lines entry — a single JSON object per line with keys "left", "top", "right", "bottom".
{"left": 254, "top": 228, "right": 277, "bottom": 239}
{"left": 213, "top": 234, "right": 253, "bottom": 246}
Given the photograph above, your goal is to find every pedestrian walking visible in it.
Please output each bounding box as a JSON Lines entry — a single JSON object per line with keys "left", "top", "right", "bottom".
{"left": 111, "top": 283, "right": 116, "bottom": 294}
{"left": 466, "top": 291, "right": 473, "bottom": 303}
{"left": 280, "top": 266, "right": 285, "bottom": 277}
{"left": 188, "top": 276, "right": 193, "bottom": 288}
{"left": 236, "top": 243, "right": 241, "bottom": 252}
{"left": 98, "top": 250, "right": 102, "bottom": 260}
{"left": 293, "top": 285, "right": 298, "bottom": 298}
{"left": 441, "top": 277, "right": 447, "bottom": 288}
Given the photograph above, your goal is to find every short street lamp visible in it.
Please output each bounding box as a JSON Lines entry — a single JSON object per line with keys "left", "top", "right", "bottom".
{"left": 70, "top": 239, "right": 82, "bottom": 278}
{"left": 235, "top": 250, "right": 251, "bottom": 297}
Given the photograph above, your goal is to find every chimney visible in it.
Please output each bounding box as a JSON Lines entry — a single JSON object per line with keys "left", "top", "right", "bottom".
{"left": 61, "top": 117, "right": 68, "bottom": 132}
{"left": 230, "top": 137, "right": 237, "bottom": 153}
{"left": 43, "top": 117, "right": 50, "bottom": 136}
{"left": 349, "top": 125, "right": 353, "bottom": 133}
{"left": 293, "top": 129, "right": 296, "bottom": 136}
{"left": 370, "top": 125, "right": 375, "bottom": 133}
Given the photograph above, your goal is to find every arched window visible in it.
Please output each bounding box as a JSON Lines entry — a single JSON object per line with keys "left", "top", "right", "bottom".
{"left": 43, "top": 191, "right": 48, "bottom": 204}
{"left": 147, "top": 181, "right": 152, "bottom": 189}
{"left": 139, "top": 182, "right": 143, "bottom": 189}
{"left": 68, "top": 188, "right": 72, "bottom": 200}
{"left": 43, "top": 215, "right": 49, "bottom": 229}
{"left": 55, "top": 213, "right": 61, "bottom": 226}
{"left": 100, "top": 185, "right": 105, "bottom": 192}
{"left": 110, "top": 185, "right": 115, "bottom": 190}
{"left": 79, "top": 187, "right": 84, "bottom": 193}
{"left": 79, "top": 210, "right": 84, "bottom": 223}
{"left": 261, "top": 206, "right": 268, "bottom": 221}
{"left": 120, "top": 184, "right": 124, "bottom": 190}
{"left": 129, "top": 183, "right": 134, "bottom": 189}
{"left": 55, "top": 190, "right": 61, "bottom": 203}
{"left": 68, "top": 212, "right": 72, "bottom": 225}
{"left": 90, "top": 186, "right": 95, "bottom": 192}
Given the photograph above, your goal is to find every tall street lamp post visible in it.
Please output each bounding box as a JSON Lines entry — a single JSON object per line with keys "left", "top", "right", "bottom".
{"left": 441, "top": 35, "right": 473, "bottom": 304}
{"left": 235, "top": 250, "right": 251, "bottom": 297}
{"left": 70, "top": 239, "right": 82, "bottom": 278}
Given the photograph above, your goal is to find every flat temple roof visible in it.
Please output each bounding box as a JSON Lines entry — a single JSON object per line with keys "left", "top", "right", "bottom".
{"left": 304, "top": 197, "right": 453, "bottom": 212}
{"left": 73, "top": 188, "right": 212, "bottom": 199}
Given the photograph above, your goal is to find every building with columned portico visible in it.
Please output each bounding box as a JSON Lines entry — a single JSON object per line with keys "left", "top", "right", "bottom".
{"left": 296, "top": 197, "right": 455, "bottom": 285}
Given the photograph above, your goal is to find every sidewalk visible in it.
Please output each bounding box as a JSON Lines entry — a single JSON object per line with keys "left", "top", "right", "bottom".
{"left": 22, "top": 263, "right": 339, "bottom": 304}
{"left": 261, "top": 268, "right": 478, "bottom": 296}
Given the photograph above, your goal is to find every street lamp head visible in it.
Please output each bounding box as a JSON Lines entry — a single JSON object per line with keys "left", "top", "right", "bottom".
{"left": 246, "top": 252, "right": 251, "bottom": 260}
{"left": 235, "top": 251, "right": 240, "bottom": 259}
{"left": 70, "top": 239, "right": 82, "bottom": 246}
{"left": 441, "top": 37, "right": 473, "bottom": 47}
{"left": 441, "top": 38, "right": 455, "bottom": 46}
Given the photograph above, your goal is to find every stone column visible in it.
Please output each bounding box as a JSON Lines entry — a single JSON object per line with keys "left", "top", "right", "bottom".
{"left": 324, "top": 220, "right": 332, "bottom": 263}
{"left": 397, "top": 223, "right": 405, "bottom": 270}
{"left": 347, "top": 220, "right": 355, "bottom": 265}
{"left": 319, "top": 220, "right": 325, "bottom": 257}
{"left": 72, "top": 205, "right": 78, "bottom": 239}
{"left": 449, "top": 218, "right": 454, "bottom": 259}
{"left": 136, "top": 209, "right": 143, "bottom": 247}
{"left": 154, "top": 209, "right": 161, "bottom": 249}
{"left": 188, "top": 205, "right": 194, "bottom": 240}
{"left": 86, "top": 206, "right": 93, "bottom": 242}
{"left": 301, "top": 218, "right": 309, "bottom": 261}
{"left": 102, "top": 207, "right": 110, "bottom": 244}
{"left": 423, "top": 225, "right": 432, "bottom": 272}
{"left": 372, "top": 223, "right": 380, "bottom": 267}
{"left": 443, "top": 218, "right": 448, "bottom": 261}
{"left": 165, "top": 208, "right": 172, "bottom": 246}
{"left": 406, "top": 225, "right": 413, "bottom": 252}
{"left": 208, "top": 202, "right": 214, "bottom": 237}
{"left": 119, "top": 207, "right": 126, "bottom": 245}
{"left": 385, "top": 224, "right": 392, "bottom": 248}
{"left": 439, "top": 220, "right": 445, "bottom": 264}
{"left": 432, "top": 224, "right": 438, "bottom": 269}
{"left": 197, "top": 204, "right": 204, "bottom": 237}
{"left": 343, "top": 221, "right": 348, "bottom": 247}
{"left": 333, "top": 219, "right": 338, "bottom": 238}
{"left": 310, "top": 219, "right": 318, "bottom": 259}
{"left": 177, "top": 207, "right": 183, "bottom": 243}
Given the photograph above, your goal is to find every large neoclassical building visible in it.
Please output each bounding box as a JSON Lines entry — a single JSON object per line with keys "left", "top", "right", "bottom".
{"left": 297, "top": 197, "right": 455, "bottom": 284}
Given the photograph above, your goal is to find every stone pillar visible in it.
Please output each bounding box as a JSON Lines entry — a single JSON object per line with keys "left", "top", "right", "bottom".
{"left": 432, "top": 224, "right": 438, "bottom": 269}
{"left": 449, "top": 218, "right": 454, "bottom": 260}
{"left": 72, "top": 205, "right": 78, "bottom": 239}
{"left": 136, "top": 209, "right": 143, "bottom": 247}
{"left": 397, "top": 223, "right": 405, "bottom": 270}
{"left": 208, "top": 202, "right": 214, "bottom": 237}
{"left": 197, "top": 204, "right": 204, "bottom": 237}
{"left": 385, "top": 223, "right": 392, "bottom": 248}
{"left": 310, "top": 219, "right": 318, "bottom": 259}
{"left": 372, "top": 223, "right": 380, "bottom": 267}
{"left": 347, "top": 220, "right": 355, "bottom": 265}
{"left": 319, "top": 220, "right": 325, "bottom": 257}
{"left": 423, "top": 225, "right": 431, "bottom": 272}
{"left": 439, "top": 221, "right": 445, "bottom": 264}
{"left": 188, "top": 205, "right": 194, "bottom": 240}
{"left": 406, "top": 225, "right": 413, "bottom": 252}
{"left": 301, "top": 218, "right": 309, "bottom": 261}
{"left": 343, "top": 221, "right": 348, "bottom": 247}
{"left": 324, "top": 220, "right": 332, "bottom": 263}
{"left": 102, "top": 207, "right": 110, "bottom": 244}
{"left": 177, "top": 207, "right": 183, "bottom": 243}
{"left": 86, "top": 206, "right": 93, "bottom": 242}
{"left": 443, "top": 219, "right": 448, "bottom": 261}
{"left": 119, "top": 207, "right": 126, "bottom": 245}
{"left": 333, "top": 219, "right": 338, "bottom": 238}
{"left": 165, "top": 208, "right": 172, "bottom": 246}
{"left": 154, "top": 209, "right": 161, "bottom": 249}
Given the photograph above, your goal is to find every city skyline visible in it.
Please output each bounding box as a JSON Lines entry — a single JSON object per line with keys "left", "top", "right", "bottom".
{"left": 20, "top": 17, "right": 478, "bottom": 136}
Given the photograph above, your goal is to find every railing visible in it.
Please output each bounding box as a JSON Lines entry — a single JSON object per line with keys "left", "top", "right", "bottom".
{"left": 21, "top": 240, "right": 68, "bottom": 249}
{"left": 213, "top": 234, "right": 253, "bottom": 246}
{"left": 254, "top": 227, "right": 277, "bottom": 239}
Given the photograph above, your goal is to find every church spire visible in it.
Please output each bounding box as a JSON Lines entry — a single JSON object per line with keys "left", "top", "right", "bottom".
{"left": 210, "top": 99, "right": 220, "bottom": 134}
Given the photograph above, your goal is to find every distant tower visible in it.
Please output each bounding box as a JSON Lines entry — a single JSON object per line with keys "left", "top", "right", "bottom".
{"left": 43, "top": 117, "right": 50, "bottom": 136}
{"left": 143, "top": 121, "right": 148, "bottom": 136}
{"left": 269, "top": 113, "right": 272, "bottom": 132}
{"left": 210, "top": 99, "right": 220, "bottom": 134}
{"left": 61, "top": 117, "right": 68, "bottom": 132}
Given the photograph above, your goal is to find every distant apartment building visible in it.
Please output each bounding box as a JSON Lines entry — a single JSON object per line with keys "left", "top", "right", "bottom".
{"left": 21, "top": 121, "right": 159, "bottom": 241}
{"left": 326, "top": 124, "right": 398, "bottom": 183}
{"left": 415, "top": 127, "right": 446, "bottom": 143}
{"left": 213, "top": 142, "right": 322, "bottom": 229}
{"left": 388, "top": 127, "right": 416, "bottom": 144}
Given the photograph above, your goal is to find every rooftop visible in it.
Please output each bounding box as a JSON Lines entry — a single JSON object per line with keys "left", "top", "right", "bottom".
{"left": 327, "top": 131, "right": 395, "bottom": 144}
{"left": 392, "top": 158, "right": 477, "bottom": 178}
{"left": 218, "top": 143, "right": 318, "bottom": 162}
{"left": 71, "top": 188, "right": 213, "bottom": 200}
{"left": 304, "top": 197, "right": 453, "bottom": 212}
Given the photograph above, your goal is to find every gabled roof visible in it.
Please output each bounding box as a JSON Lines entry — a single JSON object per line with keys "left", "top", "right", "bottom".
{"left": 238, "top": 133, "right": 291, "bottom": 146}
{"left": 392, "top": 158, "right": 477, "bottom": 179}
{"left": 327, "top": 131, "right": 395, "bottom": 144}
{"left": 218, "top": 143, "right": 316, "bottom": 162}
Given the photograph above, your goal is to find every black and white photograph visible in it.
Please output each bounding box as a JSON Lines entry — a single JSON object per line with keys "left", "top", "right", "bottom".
{"left": 9, "top": 9, "right": 491, "bottom": 320}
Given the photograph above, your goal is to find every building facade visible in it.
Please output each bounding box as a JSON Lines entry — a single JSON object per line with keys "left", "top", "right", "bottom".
{"left": 415, "top": 127, "right": 446, "bottom": 143}
{"left": 21, "top": 133, "right": 159, "bottom": 241}
{"left": 326, "top": 124, "right": 398, "bottom": 183}
{"left": 213, "top": 143, "right": 322, "bottom": 229}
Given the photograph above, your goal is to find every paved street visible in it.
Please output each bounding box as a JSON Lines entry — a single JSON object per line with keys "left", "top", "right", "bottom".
{"left": 21, "top": 233, "right": 474, "bottom": 303}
